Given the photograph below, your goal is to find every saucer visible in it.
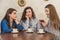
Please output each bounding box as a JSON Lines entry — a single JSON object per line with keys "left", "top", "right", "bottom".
{"left": 37, "top": 31, "right": 45, "bottom": 34}
{"left": 26, "top": 30, "right": 34, "bottom": 33}
{"left": 26, "top": 28, "right": 34, "bottom": 33}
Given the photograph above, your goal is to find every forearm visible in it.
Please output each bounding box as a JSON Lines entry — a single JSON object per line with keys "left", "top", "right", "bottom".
{"left": 16, "top": 24, "right": 24, "bottom": 31}
{"left": 3, "top": 28, "right": 12, "bottom": 33}
{"left": 22, "top": 20, "right": 29, "bottom": 30}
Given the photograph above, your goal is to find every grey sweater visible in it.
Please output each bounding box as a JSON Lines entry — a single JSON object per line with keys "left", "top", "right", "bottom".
{"left": 44, "top": 21, "right": 60, "bottom": 40}
{"left": 20, "top": 18, "right": 42, "bottom": 31}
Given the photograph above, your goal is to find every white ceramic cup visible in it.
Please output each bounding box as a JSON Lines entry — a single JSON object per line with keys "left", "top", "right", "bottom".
{"left": 38, "top": 29, "right": 44, "bottom": 33}
{"left": 12, "top": 28, "right": 18, "bottom": 33}
{"left": 27, "top": 28, "right": 33, "bottom": 32}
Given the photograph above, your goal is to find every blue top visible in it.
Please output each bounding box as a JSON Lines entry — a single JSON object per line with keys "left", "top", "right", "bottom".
{"left": 1, "top": 19, "right": 24, "bottom": 33}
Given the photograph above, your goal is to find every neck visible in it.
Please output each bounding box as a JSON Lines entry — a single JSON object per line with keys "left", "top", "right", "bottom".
{"left": 10, "top": 17, "right": 13, "bottom": 23}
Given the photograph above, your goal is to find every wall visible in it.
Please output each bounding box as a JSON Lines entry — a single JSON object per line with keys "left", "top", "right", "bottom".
{"left": 0, "top": 0, "right": 60, "bottom": 22}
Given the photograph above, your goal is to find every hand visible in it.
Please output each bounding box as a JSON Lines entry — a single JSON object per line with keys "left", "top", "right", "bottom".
{"left": 25, "top": 15, "right": 29, "bottom": 20}
{"left": 40, "top": 20, "right": 47, "bottom": 27}
{"left": 14, "top": 17, "right": 19, "bottom": 24}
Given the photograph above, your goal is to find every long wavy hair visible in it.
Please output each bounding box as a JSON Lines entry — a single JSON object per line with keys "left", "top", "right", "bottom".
{"left": 21, "top": 7, "right": 36, "bottom": 22}
{"left": 45, "top": 4, "right": 60, "bottom": 30}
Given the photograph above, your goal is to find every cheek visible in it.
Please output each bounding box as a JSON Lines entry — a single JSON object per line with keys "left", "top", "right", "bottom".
{"left": 47, "top": 12, "right": 50, "bottom": 15}
{"left": 29, "top": 13, "right": 32, "bottom": 15}
{"left": 45, "top": 11, "right": 49, "bottom": 15}
{"left": 45, "top": 9, "right": 50, "bottom": 15}
{"left": 11, "top": 14, "right": 17, "bottom": 19}
{"left": 13, "top": 15, "right": 17, "bottom": 18}
{"left": 26, "top": 13, "right": 31, "bottom": 16}
{"left": 11, "top": 15, "right": 14, "bottom": 19}
{"left": 26, "top": 13, "right": 29, "bottom": 16}
{"left": 29, "top": 13, "right": 32, "bottom": 16}
{"left": 46, "top": 12, "right": 49, "bottom": 15}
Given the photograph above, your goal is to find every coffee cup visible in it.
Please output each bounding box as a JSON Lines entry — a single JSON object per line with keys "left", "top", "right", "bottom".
{"left": 12, "top": 28, "right": 18, "bottom": 33}
{"left": 37, "top": 29, "right": 45, "bottom": 33}
{"left": 27, "top": 28, "right": 34, "bottom": 32}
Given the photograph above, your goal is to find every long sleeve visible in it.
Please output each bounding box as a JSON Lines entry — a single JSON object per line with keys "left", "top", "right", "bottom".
{"left": 0, "top": 25, "right": 1, "bottom": 34}
{"left": 16, "top": 23, "right": 24, "bottom": 31}
{"left": 13, "top": 21, "right": 24, "bottom": 31}
{"left": 36, "top": 20, "right": 43, "bottom": 30}
{"left": 21, "top": 20, "right": 29, "bottom": 30}
{"left": 1, "top": 20, "right": 12, "bottom": 33}
{"left": 21, "top": 18, "right": 43, "bottom": 30}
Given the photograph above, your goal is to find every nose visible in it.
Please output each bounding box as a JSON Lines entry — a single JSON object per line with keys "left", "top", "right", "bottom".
{"left": 15, "top": 15, "right": 17, "bottom": 18}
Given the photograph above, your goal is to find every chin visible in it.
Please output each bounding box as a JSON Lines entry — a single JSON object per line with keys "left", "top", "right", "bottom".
{"left": 13, "top": 19, "right": 15, "bottom": 20}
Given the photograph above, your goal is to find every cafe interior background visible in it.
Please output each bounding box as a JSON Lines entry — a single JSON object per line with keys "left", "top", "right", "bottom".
{"left": 0, "top": 0, "right": 60, "bottom": 23}
{"left": 0, "top": 0, "right": 60, "bottom": 40}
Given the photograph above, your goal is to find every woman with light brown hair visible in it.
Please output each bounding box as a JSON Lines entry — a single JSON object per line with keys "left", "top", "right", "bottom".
{"left": 1, "top": 8, "right": 24, "bottom": 33}
{"left": 41, "top": 4, "right": 60, "bottom": 40}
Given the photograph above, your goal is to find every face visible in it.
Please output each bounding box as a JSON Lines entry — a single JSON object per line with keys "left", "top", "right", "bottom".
{"left": 45, "top": 8, "right": 50, "bottom": 18}
{"left": 26, "top": 9, "right": 32, "bottom": 18}
{"left": 9, "top": 11, "right": 17, "bottom": 20}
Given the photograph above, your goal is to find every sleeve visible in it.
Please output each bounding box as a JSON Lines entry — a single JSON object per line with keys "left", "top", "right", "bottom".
{"left": 1, "top": 20, "right": 12, "bottom": 33}
{"left": 21, "top": 20, "right": 29, "bottom": 30}
{"left": 36, "top": 19, "right": 43, "bottom": 30}
{"left": 16, "top": 23, "right": 24, "bottom": 31}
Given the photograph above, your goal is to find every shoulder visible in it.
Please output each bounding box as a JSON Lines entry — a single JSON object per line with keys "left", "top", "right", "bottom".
{"left": 1, "top": 19, "right": 8, "bottom": 24}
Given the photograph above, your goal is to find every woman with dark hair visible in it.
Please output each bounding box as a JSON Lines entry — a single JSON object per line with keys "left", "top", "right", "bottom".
{"left": 41, "top": 4, "right": 60, "bottom": 40}
{"left": 1, "top": 8, "right": 24, "bottom": 33}
{"left": 20, "top": 7, "right": 42, "bottom": 31}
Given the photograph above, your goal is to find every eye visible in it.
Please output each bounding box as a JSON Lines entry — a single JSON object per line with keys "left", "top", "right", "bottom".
{"left": 14, "top": 13, "right": 16, "bottom": 14}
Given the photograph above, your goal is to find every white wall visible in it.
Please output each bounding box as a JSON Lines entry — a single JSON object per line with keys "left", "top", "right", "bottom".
{"left": 0, "top": 0, "right": 60, "bottom": 22}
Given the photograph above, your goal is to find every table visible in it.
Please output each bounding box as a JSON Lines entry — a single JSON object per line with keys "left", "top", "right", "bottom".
{"left": 0, "top": 31, "right": 55, "bottom": 40}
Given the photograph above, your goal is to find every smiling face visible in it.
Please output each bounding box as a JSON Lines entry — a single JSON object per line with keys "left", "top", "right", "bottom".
{"left": 26, "top": 9, "right": 32, "bottom": 18}
{"left": 45, "top": 8, "right": 50, "bottom": 18}
{"left": 9, "top": 11, "right": 17, "bottom": 20}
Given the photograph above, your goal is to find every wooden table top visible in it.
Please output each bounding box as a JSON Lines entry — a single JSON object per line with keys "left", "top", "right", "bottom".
{"left": 0, "top": 31, "right": 55, "bottom": 40}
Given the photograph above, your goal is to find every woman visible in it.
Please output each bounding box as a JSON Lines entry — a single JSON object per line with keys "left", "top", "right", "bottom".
{"left": 41, "top": 4, "right": 60, "bottom": 40}
{"left": 20, "top": 7, "right": 42, "bottom": 31}
{"left": 1, "top": 8, "right": 24, "bottom": 33}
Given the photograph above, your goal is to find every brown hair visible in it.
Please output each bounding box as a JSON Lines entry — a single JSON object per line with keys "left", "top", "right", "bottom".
{"left": 45, "top": 4, "right": 60, "bottom": 30}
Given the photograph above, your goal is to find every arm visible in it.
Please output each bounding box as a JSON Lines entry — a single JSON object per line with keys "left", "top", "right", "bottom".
{"left": 21, "top": 20, "right": 29, "bottom": 30}
{"left": 14, "top": 20, "right": 24, "bottom": 31}
{"left": 1, "top": 20, "right": 12, "bottom": 33}
{"left": 36, "top": 19, "right": 43, "bottom": 30}
{"left": 16, "top": 23, "right": 24, "bottom": 31}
